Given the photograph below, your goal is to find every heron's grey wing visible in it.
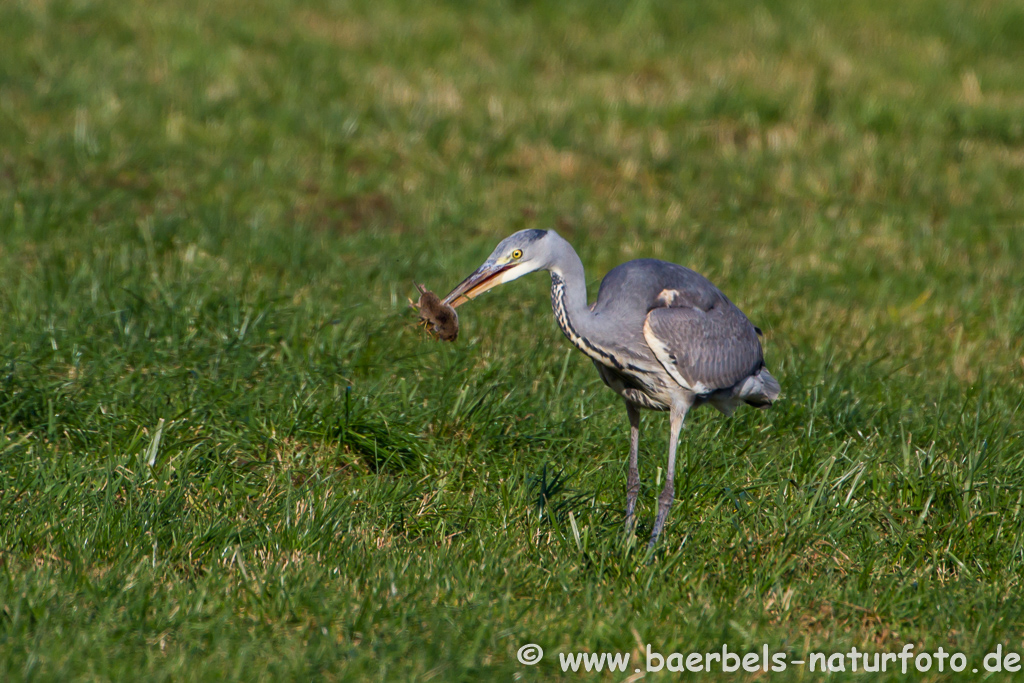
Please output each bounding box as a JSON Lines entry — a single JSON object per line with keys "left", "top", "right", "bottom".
{"left": 642, "top": 303, "right": 763, "bottom": 394}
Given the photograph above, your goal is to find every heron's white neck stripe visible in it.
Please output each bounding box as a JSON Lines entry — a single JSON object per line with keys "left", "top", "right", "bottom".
{"left": 550, "top": 273, "right": 633, "bottom": 372}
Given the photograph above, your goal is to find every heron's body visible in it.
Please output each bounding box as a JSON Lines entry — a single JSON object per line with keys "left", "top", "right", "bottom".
{"left": 443, "top": 230, "right": 779, "bottom": 548}
{"left": 552, "top": 258, "right": 773, "bottom": 415}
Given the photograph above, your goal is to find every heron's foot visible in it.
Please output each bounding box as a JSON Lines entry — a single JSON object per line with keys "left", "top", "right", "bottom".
{"left": 624, "top": 511, "right": 637, "bottom": 537}
{"left": 646, "top": 525, "right": 664, "bottom": 551}
{"left": 624, "top": 476, "right": 640, "bottom": 535}
{"left": 646, "top": 520, "right": 664, "bottom": 551}
{"left": 622, "top": 499, "right": 638, "bottom": 544}
{"left": 624, "top": 496, "right": 639, "bottom": 531}
{"left": 647, "top": 489, "right": 674, "bottom": 550}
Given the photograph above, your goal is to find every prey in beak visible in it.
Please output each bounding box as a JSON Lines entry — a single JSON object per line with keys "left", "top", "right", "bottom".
{"left": 442, "top": 262, "right": 517, "bottom": 309}
{"left": 410, "top": 283, "right": 459, "bottom": 341}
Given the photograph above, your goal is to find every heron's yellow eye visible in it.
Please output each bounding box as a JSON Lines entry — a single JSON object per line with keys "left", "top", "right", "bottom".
{"left": 511, "top": 249, "right": 523, "bottom": 259}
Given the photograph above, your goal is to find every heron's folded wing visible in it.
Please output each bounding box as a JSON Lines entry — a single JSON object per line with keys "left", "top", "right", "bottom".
{"left": 642, "top": 304, "right": 763, "bottom": 394}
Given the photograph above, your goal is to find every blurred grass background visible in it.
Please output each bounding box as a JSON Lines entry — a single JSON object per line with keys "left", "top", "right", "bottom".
{"left": 1, "top": 0, "right": 1023, "bottom": 680}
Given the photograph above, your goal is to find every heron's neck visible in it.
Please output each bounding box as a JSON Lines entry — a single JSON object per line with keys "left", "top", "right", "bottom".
{"left": 548, "top": 239, "right": 599, "bottom": 351}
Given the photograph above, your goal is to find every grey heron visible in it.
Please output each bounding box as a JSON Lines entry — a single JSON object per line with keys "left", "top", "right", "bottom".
{"left": 442, "top": 229, "right": 780, "bottom": 548}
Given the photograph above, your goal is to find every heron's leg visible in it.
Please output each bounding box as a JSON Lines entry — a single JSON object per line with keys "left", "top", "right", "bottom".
{"left": 648, "top": 398, "right": 691, "bottom": 549}
{"left": 624, "top": 402, "right": 641, "bottom": 532}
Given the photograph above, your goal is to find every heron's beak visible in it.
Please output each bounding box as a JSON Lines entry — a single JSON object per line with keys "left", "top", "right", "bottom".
{"left": 442, "top": 262, "right": 516, "bottom": 308}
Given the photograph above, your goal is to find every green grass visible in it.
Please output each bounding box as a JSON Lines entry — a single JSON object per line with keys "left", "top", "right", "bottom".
{"left": 2, "top": 0, "right": 1024, "bottom": 680}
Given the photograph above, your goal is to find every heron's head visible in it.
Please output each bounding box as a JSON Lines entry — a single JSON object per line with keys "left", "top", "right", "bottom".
{"left": 443, "top": 229, "right": 554, "bottom": 308}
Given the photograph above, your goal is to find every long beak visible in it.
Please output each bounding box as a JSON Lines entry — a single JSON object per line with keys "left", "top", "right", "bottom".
{"left": 442, "top": 262, "right": 515, "bottom": 308}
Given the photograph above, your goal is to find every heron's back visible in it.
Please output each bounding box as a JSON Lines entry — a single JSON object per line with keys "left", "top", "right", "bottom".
{"left": 590, "top": 259, "right": 774, "bottom": 406}
{"left": 593, "top": 259, "right": 728, "bottom": 315}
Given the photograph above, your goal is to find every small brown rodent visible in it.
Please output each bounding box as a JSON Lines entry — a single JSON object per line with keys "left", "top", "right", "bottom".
{"left": 410, "top": 283, "right": 459, "bottom": 341}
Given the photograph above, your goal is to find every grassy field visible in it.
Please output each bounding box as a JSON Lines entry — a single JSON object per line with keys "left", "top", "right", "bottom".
{"left": 2, "top": 0, "right": 1024, "bottom": 680}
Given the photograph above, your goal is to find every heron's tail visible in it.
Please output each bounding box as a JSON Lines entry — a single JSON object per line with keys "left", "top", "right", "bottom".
{"left": 735, "top": 367, "right": 780, "bottom": 409}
